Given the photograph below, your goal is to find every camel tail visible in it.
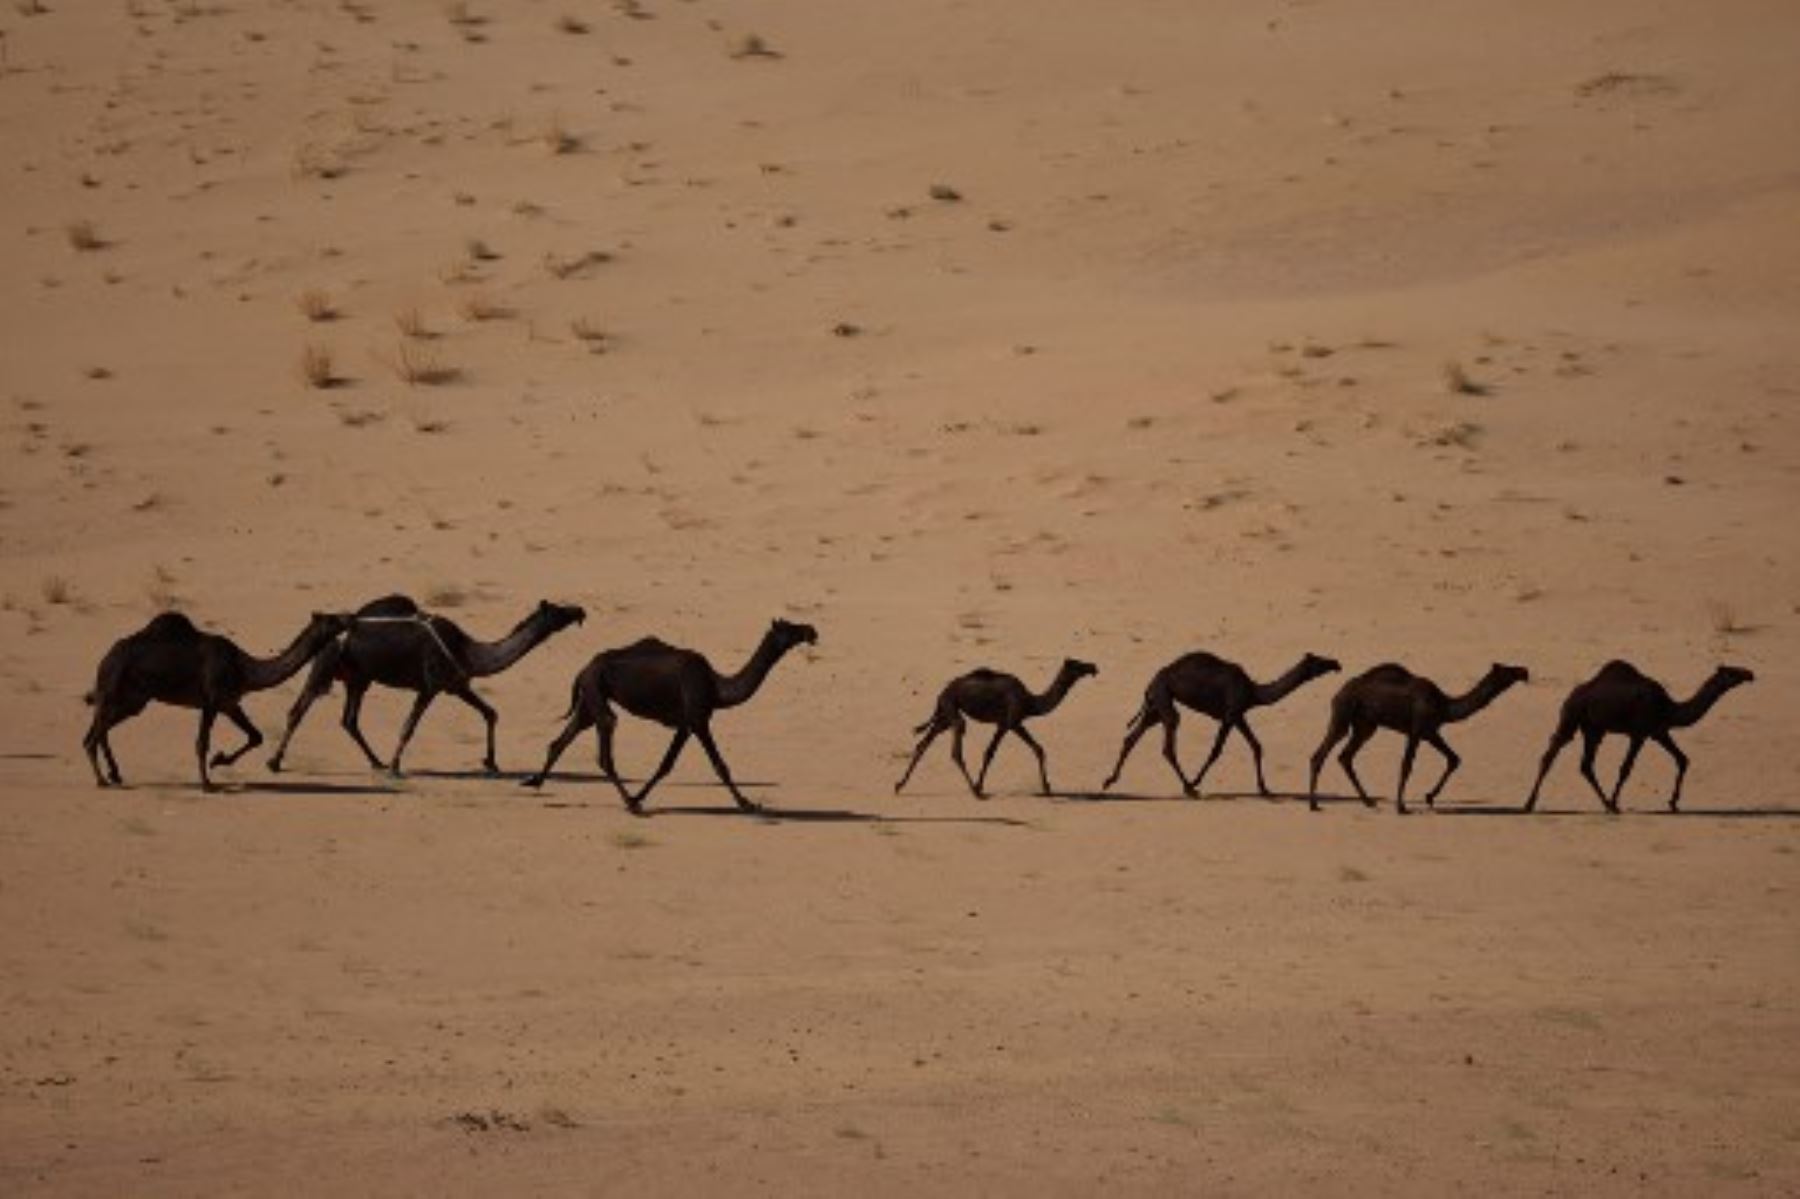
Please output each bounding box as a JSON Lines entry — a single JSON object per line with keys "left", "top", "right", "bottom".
{"left": 556, "top": 678, "right": 581, "bottom": 723}
{"left": 82, "top": 690, "right": 96, "bottom": 706}
{"left": 1123, "top": 697, "right": 1149, "bottom": 730}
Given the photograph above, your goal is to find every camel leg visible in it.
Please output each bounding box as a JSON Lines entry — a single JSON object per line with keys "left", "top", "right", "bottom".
{"left": 1609, "top": 735, "right": 1646, "bottom": 811}
{"left": 1236, "top": 718, "right": 1272, "bottom": 797}
{"left": 84, "top": 705, "right": 123, "bottom": 787}
{"left": 949, "top": 715, "right": 979, "bottom": 795}
{"left": 894, "top": 718, "right": 946, "bottom": 795}
{"left": 209, "top": 704, "right": 263, "bottom": 769}
{"left": 386, "top": 689, "right": 437, "bottom": 777}
{"left": 1422, "top": 731, "right": 1461, "bottom": 808}
{"left": 521, "top": 706, "right": 590, "bottom": 790}
{"left": 449, "top": 685, "right": 500, "bottom": 773}
{"left": 973, "top": 726, "right": 1008, "bottom": 799}
{"left": 339, "top": 680, "right": 388, "bottom": 771}
{"left": 1103, "top": 710, "right": 1157, "bottom": 791}
{"left": 1013, "top": 724, "right": 1053, "bottom": 796}
{"left": 1307, "top": 711, "right": 1350, "bottom": 811}
{"left": 1394, "top": 731, "right": 1422, "bottom": 815}
{"left": 1338, "top": 723, "right": 1377, "bottom": 809}
{"left": 196, "top": 708, "right": 220, "bottom": 792}
{"left": 268, "top": 648, "right": 336, "bottom": 773}
{"left": 630, "top": 729, "right": 690, "bottom": 812}
{"left": 1524, "top": 718, "right": 1576, "bottom": 812}
{"left": 1577, "top": 728, "right": 1614, "bottom": 812}
{"left": 1187, "top": 720, "right": 1232, "bottom": 799}
{"left": 99, "top": 732, "right": 123, "bottom": 785}
{"left": 1654, "top": 731, "right": 1689, "bottom": 811}
{"left": 592, "top": 703, "right": 630, "bottom": 797}
{"left": 693, "top": 723, "right": 759, "bottom": 813}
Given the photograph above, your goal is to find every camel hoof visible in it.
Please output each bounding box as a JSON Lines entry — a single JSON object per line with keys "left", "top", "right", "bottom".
{"left": 267, "top": 758, "right": 284, "bottom": 774}
{"left": 520, "top": 776, "right": 544, "bottom": 789}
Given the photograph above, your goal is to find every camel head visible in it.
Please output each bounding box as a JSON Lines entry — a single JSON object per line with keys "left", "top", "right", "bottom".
{"left": 1488, "top": 662, "right": 1531, "bottom": 689}
{"left": 1712, "top": 665, "right": 1755, "bottom": 689}
{"left": 533, "top": 600, "right": 587, "bottom": 633}
{"left": 769, "top": 618, "right": 819, "bottom": 650}
{"left": 1300, "top": 653, "right": 1342, "bottom": 679}
{"left": 1061, "top": 658, "right": 1099, "bottom": 681}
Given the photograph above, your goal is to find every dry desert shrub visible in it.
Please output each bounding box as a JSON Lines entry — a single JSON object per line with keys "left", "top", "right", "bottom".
{"left": 540, "top": 116, "right": 580, "bottom": 155}
{"left": 569, "top": 317, "right": 610, "bottom": 351}
{"left": 299, "top": 343, "right": 338, "bottom": 388}
{"left": 457, "top": 292, "right": 512, "bottom": 322}
{"left": 296, "top": 288, "right": 337, "bottom": 322}
{"left": 555, "top": 14, "right": 588, "bottom": 34}
{"left": 388, "top": 341, "right": 459, "bottom": 386}
{"left": 542, "top": 249, "right": 611, "bottom": 279}
{"left": 1442, "top": 360, "right": 1489, "bottom": 396}
{"left": 729, "top": 32, "right": 778, "bottom": 59}
{"left": 64, "top": 220, "right": 104, "bottom": 251}
{"left": 41, "top": 575, "right": 74, "bottom": 605}
{"left": 393, "top": 307, "right": 432, "bottom": 339}
{"left": 291, "top": 142, "right": 346, "bottom": 180}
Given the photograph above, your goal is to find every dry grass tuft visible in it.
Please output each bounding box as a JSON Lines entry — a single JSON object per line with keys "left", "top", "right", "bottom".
{"left": 425, "top": 584, "right": 469, "bottom": 608}
{"left": 64, "top": 220, "right": 105, "bottom": 251}
{"left": 729, "top": 32, "right": 779, "bottom": 59}
{"left": 296, "top": 289, "right": 337, "bottom": 322}
{"left": 41, "top": 576, "right": 75, "bottom": 605}
{"left": 1442, "top": 360, "right": 1489, "bottom": 396}
{"left": 457, "top": 293, "right": 513, "bottom": 322}
{"left": 928, "top": 183, "right": 963, "bottom": 202}
{"left": 542, "top": 249, "right": 612, "bottom": 279}
{"left": 393, "top": 307, "right": 433, "bottom": 340}
{"left": 291, "top": 143, "right": 346, "bottom": 181}
{"left": 555, "top": 13, "right": 588, "bottom": 34}
{"left": 569, "top": 317, "right": 610, "bottom": 351}
{"left": 464, "top": 237, "right": 499, "bottom": 262}
{"left": 299, "top": 343, "right": 339, "bottom": 388}
{"left": 540, "top": 116, "right": 581, "bottom": 155}
{"left": 1707, "top": 600, "right": 1758, "bottom": 638}
{"left": 388, "top": 341, "right": 460, "bottom": 386}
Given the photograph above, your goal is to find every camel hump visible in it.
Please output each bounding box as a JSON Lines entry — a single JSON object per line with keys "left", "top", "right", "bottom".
{"left": 358, "top": 594, "right": 422, "bottom": 618}
{"left": 1359, "top": 662, "right": 1414, "bottom": 683}
{"left": 617, "top": 636, "right": 676, "bottom": 656}
{"left": 140, "top": 611, "right": 201, "bottom": 640}
{"left": 966, "top": 667, "right": 1004, "bottom": 681}
{"left": 1594, "top": 659, "right": 1643, "bottom": 681}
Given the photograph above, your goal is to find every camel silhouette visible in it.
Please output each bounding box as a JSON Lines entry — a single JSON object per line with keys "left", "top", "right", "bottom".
{"left": 895, "top": 659, "right": 1097, "bottom": 798}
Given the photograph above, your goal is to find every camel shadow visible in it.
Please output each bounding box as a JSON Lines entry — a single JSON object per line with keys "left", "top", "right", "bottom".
{"left": 221, "top": 779, "right": 402, "bottom": 797}
{"left": 407, "top": 768, "right": 539, "bottom": 783}
{"left": 535, "top": 797, "right": 1029, "bottom": 826}
{"left": 1055, "top": 789, "right": 1298, "bottom": 805}
{"left": 1441, "top": 803, "right": 1800, "bottom": 820}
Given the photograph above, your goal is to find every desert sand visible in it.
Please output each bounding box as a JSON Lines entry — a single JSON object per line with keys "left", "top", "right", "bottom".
{"left": 2, "top": 0, "right": 1797, "bottom": 1193}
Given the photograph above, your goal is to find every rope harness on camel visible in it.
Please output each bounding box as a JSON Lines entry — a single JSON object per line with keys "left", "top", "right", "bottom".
{"left": 350, "top": 613, "right": 468, "bottom": 683}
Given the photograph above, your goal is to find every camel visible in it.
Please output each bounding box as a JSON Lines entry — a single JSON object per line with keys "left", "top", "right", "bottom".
{"left": 521, "top": 618, "right": 819, "bottom": 813}
{"left": 1307, "top": 662, "right": 1529, "bottom": 814}
{"left": 1103, "top": 651, "right": 1340, "bottom": 797}
{"left": 894, "top": 659, "right": 1098, "bottom": 798}
{"left": 1524, "top": 661, "right": 1753, "bottom": 813}
{"left": 83, "top": 609, "right": 353, "bottom": 791}
{"left": 267, "top": 594, "right": 586, "bottom": 776}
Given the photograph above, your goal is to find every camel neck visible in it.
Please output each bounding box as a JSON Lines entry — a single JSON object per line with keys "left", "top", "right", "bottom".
{"left": 242, "top": 624, "right": 330, "bottom": 692}
{"left": 1444, "top": 672, "right": 1515, "bottom": 723}
{"left": 1671, "top": 674, "right": 1740, "bottom": 728}
{"left": 1251, "top": 660, "right": 1320, "bottom": 708}
{"left": 715, "top": 633, "right": 790, "bottom": 708}
{"left": 464, "top": 613, "right": 550, "bottom": 677}
{"left": 1029, "top": 667, "right": 1082, "bottom": 717}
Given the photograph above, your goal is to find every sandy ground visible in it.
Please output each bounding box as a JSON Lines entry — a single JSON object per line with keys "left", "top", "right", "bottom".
{"left": 2, "top": 0, "right": 1798, "bottom": 1193}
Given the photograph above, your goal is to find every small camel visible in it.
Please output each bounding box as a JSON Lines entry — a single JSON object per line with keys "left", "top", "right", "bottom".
{"left": 83, "top": 609, "right": 353, "bottom": 791}
{"left": 522, "top": 618, "right": 818, "bottom": 813}
{"left": 1524, "top": 661, "right": 1753, "bottom": 813}
{"left": 894, "top": 659, "right": 1098, "bottom": 798}
{"left": 267, "top": 595, "right": 585, "bottom": 776}
{"left": 1103, "top": 651, "right": 1340, "bottom": 797}
{"left": 1307, "top": 662, "right": 1529, "bottom": 814}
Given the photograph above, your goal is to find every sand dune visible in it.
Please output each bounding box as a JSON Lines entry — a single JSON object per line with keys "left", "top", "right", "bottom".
{"left": 2, "top": 1, "right": 1796, "bottom": 1193}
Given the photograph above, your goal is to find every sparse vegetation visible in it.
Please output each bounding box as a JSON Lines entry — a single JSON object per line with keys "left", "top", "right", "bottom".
{"left": 928, "top": 183, "right": 963, "bottom": 202}
{"left": 64, "top": 220, "right": 104, "bottom": 251}
{"left": 457, "top": 293, "right": 512, "bottom": 322}
{"left": 389, "top": 341, "right": 459, "bottom": 386}
{"left": 425, "top": 584, "right": 470, "bottom": 608}
{"left": 555, "top": 13, "right": 588, "bottom": 34}
{"left": 729, "top": 32, "right": 779, "bottom": 59}
{"left": 41, "top": 576, "right": 74, "bottom": 605}
{"left": 541, "top": 116, "right": 580, "bottom": 155}
{"left": 570, "top": 317, "right": 610, "bottom": 351}
{"left": 1442, "top": 360, "right": 1490, "bottom": 396}
{"left": 394, "top": 307, "right": 431, "bottom": 340}
{"left": 296, "top": 289, "right": 337, "bottom": 322}
{"left": 542, "top": 249, "right": 612, "bottom": 279}
{"left": 300, "top": 343, "right": 338, "bottom": 388}
{"left": 291, "top": 143, "right": 345, "bottom": 181}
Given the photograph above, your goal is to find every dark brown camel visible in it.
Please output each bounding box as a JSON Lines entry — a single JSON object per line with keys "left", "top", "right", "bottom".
{"left": 1103, "top": 651, "right": 1340, "bottom": 797}
{"left": 521, "top": 618, "right": 818, "bottom": 813}
{"left": 267, "top": 594, "right": 585, "bottom": 776}
{"left": 1307, "top": 662, "right": 1529, "bottom": 814}
{"left": 83, "top": 609, "right": 353, "bottom": 791}
{"left": 894, "top": 659, "right": 1098, "bottom": 798}
{"left": 1524, "top": 661, "right": 1753, "bottom": 813}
